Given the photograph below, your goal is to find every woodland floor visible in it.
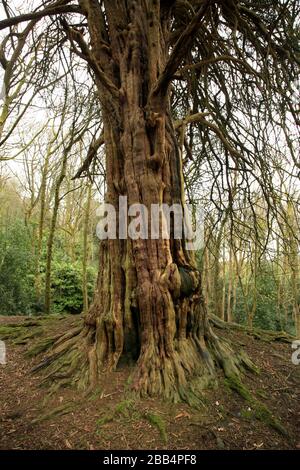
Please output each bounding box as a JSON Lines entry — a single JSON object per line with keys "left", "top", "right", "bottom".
{"left": 0, "top": 315, "right": 299, "bottom": 450}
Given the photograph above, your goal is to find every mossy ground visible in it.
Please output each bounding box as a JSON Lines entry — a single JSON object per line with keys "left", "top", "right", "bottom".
{"left": 224, "top": 375, "right": 288, "bottom": 436}
{"left": 0, "top": 315, "right": 299, "bottom": 450}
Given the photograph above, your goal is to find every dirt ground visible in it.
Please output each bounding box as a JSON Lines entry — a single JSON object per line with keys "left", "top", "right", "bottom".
{"left": 0, "top": 315, "right": 299, "bottom": 450}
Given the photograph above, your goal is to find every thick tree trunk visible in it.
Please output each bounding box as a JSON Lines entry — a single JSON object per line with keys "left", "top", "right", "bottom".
{"left": 39, "top": 0, "right": 253, "bottom": 401}
{"left": 86, "top": 78, "right": 213, "bottom": 398}
{"left": 80, "top": 0, "right": 243, "bottom": 400}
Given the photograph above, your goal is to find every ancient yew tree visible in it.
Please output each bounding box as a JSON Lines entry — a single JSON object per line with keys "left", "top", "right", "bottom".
{"left": 0, "top": 0, "right": 299, "bottom": 401}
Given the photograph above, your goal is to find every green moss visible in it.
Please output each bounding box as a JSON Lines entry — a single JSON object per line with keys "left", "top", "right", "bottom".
{"left": 239, "top": 350, "right": 260, "bottom": 374}
{"left": 224, "top": 374, "right": 288, "bottom": 436}
{"left": 240, "top": 408, "right": 253, "bottom": 420}
{"left": 13, "top": 327, "right": 43, "bottom": 345}
{"left": 96, "top": 399, "right": 135, "bottom": 428}
{"left": 115, "top": 399, "right": 134, "bottom": 416}
{"left": 25, "top": 337, "right": 55, "bottom": 357}
{"left": 0, "top": 325, "right": 24, "bottom": 339}
{"left": 0, "top": 324, "right": 44, "bottom": 344}
{"left": 254, "top": 403, "right": 288, "bottom": 436}
{"left": 125, "top": 374, "right": 133, "bottom": 386}
{"left": 87, "top": 387, "right": 102, "bottom": 401}
{"left": 224, "top": 375, "right": 252, "bottom": 401}
{"left": 145, "top": 412, "right": 168, "bottom": 444}
{"left": 32, "top": 402, "right": 76, "bottom": 424}
{"left": 177, "top": 375, "right": 213, "bottom": 410}
{"left": 96, "top": 414, "right": 114, "bottom": 427}
{"left": 256, "top": 389, "right": 268, "bottom": 399}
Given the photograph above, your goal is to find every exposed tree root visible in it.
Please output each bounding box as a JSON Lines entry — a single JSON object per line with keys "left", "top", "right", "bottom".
{"left": 0, "top": 316, "right": 75, "bottom": 347}
{"left": 5, "top": 315, "right": 287, "bottom": 437}
{"left": 30, "top": 325, "right": 92, "bottom": 393}
{"left": 145, "top": 412, "right": 168, "bottom": 444}
{"left": 0, "top": 324, "right": 43, "bottom": 343}
{"left": 31, "top": 402, "right": 78, "bottom": 424}
{"left": 209, "top": 314, "right": 295, "bottom": 343}
{"left": 2, "top": 316, "right": 260, "bottom": 406}
{"left": 25, "top": 336, "right": 59, "bottom": 357}
{"left": 224, "top": 374, "right": 288, "bottom": 436}
{"left": 30, "top": 320, "right": 259, "bottom": 410}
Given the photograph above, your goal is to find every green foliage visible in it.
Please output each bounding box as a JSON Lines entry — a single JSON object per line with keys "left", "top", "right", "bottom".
{"left": 0, "top": 215, "right": 97, "bottom": 316}
{"left": 48, "top": 260, "right": 96, "bottom": 314}
{"left": 230, "top": 262, "right": 295, "bottom": 333}
{"left": 0, "top": 219, "right": 36, "bottom": 315}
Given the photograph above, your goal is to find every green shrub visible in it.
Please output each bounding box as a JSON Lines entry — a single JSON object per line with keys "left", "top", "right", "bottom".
{"left": 48, "top": 260, "right": 96, "bottom": 314}
{"left": 0, "top": 219, "right": 36, "bottom": 315}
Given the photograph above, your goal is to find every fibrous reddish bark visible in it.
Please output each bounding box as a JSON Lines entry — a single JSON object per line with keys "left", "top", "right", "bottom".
{"left": 38, "top": 0, "right": 253, "bottom": 401}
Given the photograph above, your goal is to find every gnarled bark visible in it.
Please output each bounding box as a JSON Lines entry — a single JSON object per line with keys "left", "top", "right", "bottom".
{"left": 37, "top": 0, "right": 254, "bottom": 401}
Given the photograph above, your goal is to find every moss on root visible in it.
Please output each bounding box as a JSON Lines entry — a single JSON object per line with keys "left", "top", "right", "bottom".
{"left": 209, "top": 314, "right": 294, "bottom": 344}
{"left": 29, "top": 325, "right": 86, "bottom": 393}
{"left": 0, "top": 325, "right": 26, "bottom": 339}
{"left": 25, "top": 337, "right": 57, "bottom": 357}
{"left": 31, "top": 402, "right": 77, "bottom": 424}
{"left": 0, "top": 324, "right": 43, "bottom": 344}
{"left": 115, "top": 399, "right": 135, "bottom": 416}
{"left": 96, "top": 399, "right": 135, "bottom": 427}
{"left": 224, "top": 374, "right": 288, "bottom": 436}
{"left": 23, "top": 314, "right": 286, "bottom": 442}
{"left": 28, "top": 321, "right": 259, "bottom": 409}
{"left": 4, "top": 315, "right": 289, "bottom": 440}
{"left": 145, "top": 412, "right": 168, "bottom": 444}
{"left": 87, "top": 386, "right": 103, "bottom": 401}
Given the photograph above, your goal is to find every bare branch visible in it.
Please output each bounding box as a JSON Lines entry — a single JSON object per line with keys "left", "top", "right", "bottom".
{"left": 150, "top": 0, "right": 211, "bottom": 99}
{"left": 0, "top": 3, "right": 82, "bottom": 31}
{"left": 72, "top": 133, "right": 105, "bottom": 180}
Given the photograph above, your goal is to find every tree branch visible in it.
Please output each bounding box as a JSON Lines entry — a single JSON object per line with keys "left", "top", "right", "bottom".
{"left": 0, "top": 4, "right": 83, "bottom": 31}
{"left": 174, "top": 112, "right": 211, "bottom": 128}
{"left": 151, "top": 0, "right": 211, "bottom": 98}
{"left": 72, "top": 133, "right": 105, "bottom": 179}
{"left": 177, "top": 55, "right": 260, "bottom": 78}
{"left": 60, "top": 18, "right": 120, "bottom": 99}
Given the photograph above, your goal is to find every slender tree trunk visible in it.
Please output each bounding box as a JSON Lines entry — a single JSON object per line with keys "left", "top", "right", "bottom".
{"left": 35, "top": 147, "right": 51, "bottom": 299}
{"left": 44, "top": 150, "right": 68, "bottom": 315}
{"left": 248, "top": 243, "right": 258, "bottom": 330}
{"left": 291, "top": 269, "right": 300, "bottom": 338}
{"left": 294, "top": 305, "right": 300, "bottom": 338}
{"left": 287, "top": 203, "right": 300, "bottom": 338}
{"left": 211, "top": 216, "right": 228, "bottom": 320}
{"left": 232, "top": 272, "right": 237, "bottom": 319}
{"left": 82, "top": 183, "right": 92, "bottom": 315}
